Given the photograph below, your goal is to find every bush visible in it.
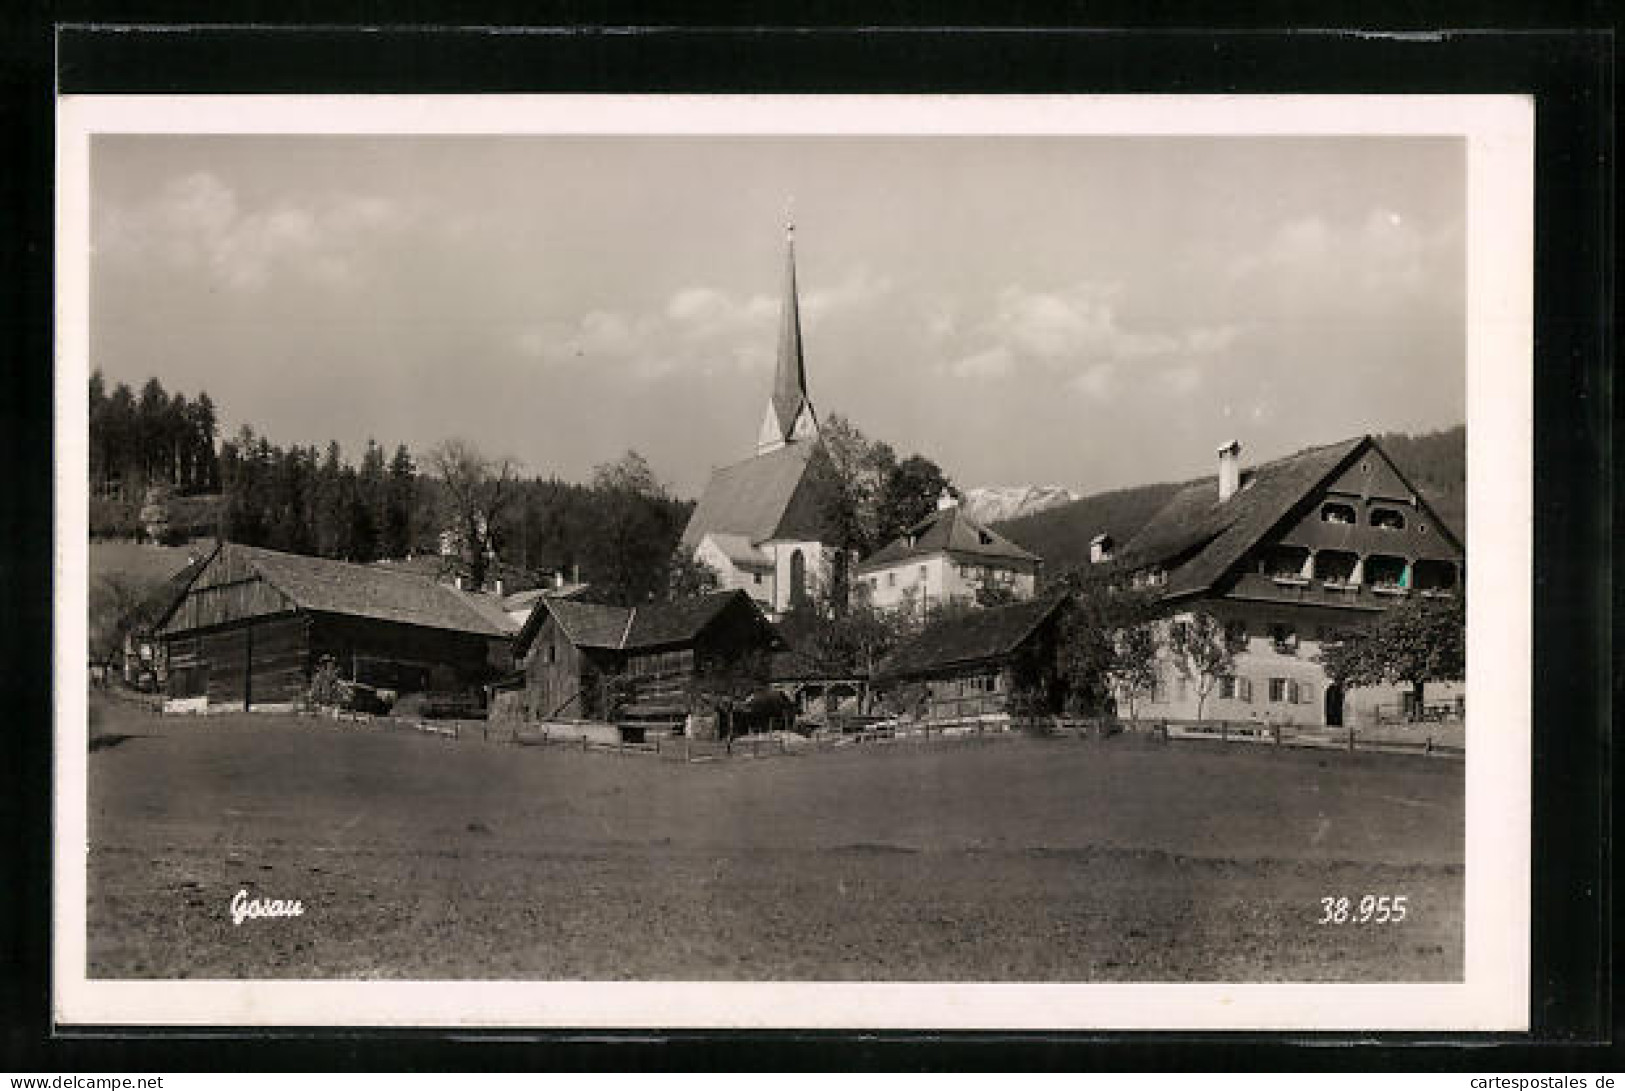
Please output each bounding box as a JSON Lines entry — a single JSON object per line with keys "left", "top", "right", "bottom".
{"left": 308, "top": 656, "right": 348, "bottom": 708}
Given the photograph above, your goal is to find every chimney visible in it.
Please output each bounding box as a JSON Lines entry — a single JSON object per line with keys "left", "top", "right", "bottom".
{"left": 494, "top": 578, "right": 504, "bottom": 597}
{"left": 572, "top": 562, "right": 581, "bottom": 585}
{"left": 936, "top": 487, "right": 957, "bottom": 512}
{"left": 553, "top": 570, "right": 564, "bottom": 589}
{"left": 1089, "top": 533, "right": 1114, "bottom": 564}
{"left": 1217, "top": 440, "right": 1242, "bottom": 502}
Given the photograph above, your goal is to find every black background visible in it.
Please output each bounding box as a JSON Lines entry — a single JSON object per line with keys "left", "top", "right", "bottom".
{"left": 2, "top": 7, "right": 1614, "bottom": 1072}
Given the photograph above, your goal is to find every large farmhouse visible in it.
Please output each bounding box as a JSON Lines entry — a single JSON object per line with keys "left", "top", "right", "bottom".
{"left": 1117, "top": 435, "right": 1464, "bottom": 727}
{"left": 156, "top": 542, "right": 510, "bottom": 711}
{"left": 681, "top": 223, "right": 840, "bottom": 618}
{"left": 505, "top": 589, "right": 783, "bottom": 726}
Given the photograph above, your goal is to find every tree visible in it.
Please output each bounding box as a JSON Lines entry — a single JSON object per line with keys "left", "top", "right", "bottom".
{"left": 383, "top": 444, "right": 417, "bottom": 559}
{"left": 428, "top": 438, "right": 518, "bottom": 591}
{"left": 1318, "top": 594, "right": 1464, "bottom": 720}
{"left": 88, "top": 572, "right": 163, "bottom": 670}
{"left": 1167, "top": 610, "right": 1233, "bottom": 723}
{"left": 582, "top": 451, "right": 692, "bottom": 605}
{"left": 876, "top": 454, "right": 954, "bottom": 545}
{"left": 665, "top": 549, "right": 722, "bottom": 601}
{"left": 1053, "top": 573, "right": 1160, "bottom": 717}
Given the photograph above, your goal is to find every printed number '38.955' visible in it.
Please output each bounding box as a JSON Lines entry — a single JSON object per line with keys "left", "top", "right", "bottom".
{"left": 1318, "top": 895, "right": 1408, "bottom": 924}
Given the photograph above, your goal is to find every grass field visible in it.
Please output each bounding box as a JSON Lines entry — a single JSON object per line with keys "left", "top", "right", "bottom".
{"left": 86, "top": 699, "right": 1463, "bottom": 982}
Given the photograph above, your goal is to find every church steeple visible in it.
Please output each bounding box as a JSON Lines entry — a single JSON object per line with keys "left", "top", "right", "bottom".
{"left": 757, "top": 214, "right": 819, "bottom": 456}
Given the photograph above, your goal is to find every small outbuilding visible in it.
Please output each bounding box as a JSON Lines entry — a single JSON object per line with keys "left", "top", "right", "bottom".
{"left": 507, "top": 590, "right": 783, "bottom": 726}
{"left": 875, "top": 596, "right": 1072, "bottom": 722}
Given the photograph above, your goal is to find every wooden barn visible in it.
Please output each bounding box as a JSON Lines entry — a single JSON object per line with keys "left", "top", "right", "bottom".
{"left": 875, "top": 596, "right": 1072, "bottom": 722}
{"left": 156, "top": 542, "right": 510, "bottom": 711}
{"left": 505, "top": 590, "right": 783, "bottom": 726}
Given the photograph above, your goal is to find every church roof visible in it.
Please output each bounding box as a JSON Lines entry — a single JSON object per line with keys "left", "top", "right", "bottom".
{"left": 856, "top": 506, "right": 1040, "bottom": 572}
{"left": 680, "top": 441, "right": 832, "bottom": 550}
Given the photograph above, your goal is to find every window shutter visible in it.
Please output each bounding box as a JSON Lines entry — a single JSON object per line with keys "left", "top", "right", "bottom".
{"left": 1287, "top": 679, "right": 1299, "bottom": 704}
{"left": 1299, "top": 683, "right": 1314, "bottom": 705}
{"left": 1239, "top": 677, "right": 1252, "bottom": 703}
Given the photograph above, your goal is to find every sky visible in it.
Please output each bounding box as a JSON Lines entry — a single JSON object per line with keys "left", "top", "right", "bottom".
{"left": 90, "top": 133, "right": 1465, "bottom": 500}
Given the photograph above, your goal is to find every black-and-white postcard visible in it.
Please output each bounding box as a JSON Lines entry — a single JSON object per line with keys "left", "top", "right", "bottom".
{"left": 55, "top": 94, "right": 1532, "bottom": 1030}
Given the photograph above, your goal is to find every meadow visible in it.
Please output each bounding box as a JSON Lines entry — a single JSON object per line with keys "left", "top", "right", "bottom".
{"left": 86, "top": 699, "right": 1464, "bottom": 982}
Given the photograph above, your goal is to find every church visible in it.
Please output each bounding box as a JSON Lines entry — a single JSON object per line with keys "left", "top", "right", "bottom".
{"left": 679, "top": 223, "right": 839, "bottom": 619}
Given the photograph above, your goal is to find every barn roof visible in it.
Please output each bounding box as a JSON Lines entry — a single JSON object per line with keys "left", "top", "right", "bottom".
{"left": 679, "top": 441, "right": 831, "bottom": 550}
{"left": 514, "top": 590, "right": 780, "bottom": 658}
{"left": 857, "top": 506, "right": 1039, "bottom": 572}
{"left": 214, "top": 544, "right": 510, "bottom": 637}
{"left": 1118, "top": 436, "right": 1369, "bottom": 599}
{"left": 876, "top": 596, "right": 1069, "bottom": 679}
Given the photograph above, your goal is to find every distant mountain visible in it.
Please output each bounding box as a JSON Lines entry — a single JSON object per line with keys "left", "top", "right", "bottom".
{"left": 993, "top": 480, "right": 1187, "bottom": 573}
{"left": 993, "top": 426, "right": 1466, "bottom": 574}
{"left": 959, "top": 485, "right": 1081, "bottom": 526}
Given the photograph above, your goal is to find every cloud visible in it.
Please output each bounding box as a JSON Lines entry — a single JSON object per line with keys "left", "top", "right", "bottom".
{"left": 1227, "top": 207, "right": 1459, "bottom": 301}
{"left": 517, "top": 265, "right": 890, "bottom": 381}
{"left": 99, "top": 171, "right": 416, "bottom": 291}
{"left": 942, "top": 281, "right": 1243, "bottom": 398}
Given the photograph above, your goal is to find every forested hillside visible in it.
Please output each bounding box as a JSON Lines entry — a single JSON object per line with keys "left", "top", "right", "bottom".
{"left": 996, "top": 426, "right": 1466, "bottom": 572}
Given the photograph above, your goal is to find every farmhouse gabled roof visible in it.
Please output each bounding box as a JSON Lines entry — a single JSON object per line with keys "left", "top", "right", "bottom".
{"left": 514, "top": 590, "right": 781, "bottom": 658}
{"left": 876, "top": 595, "right": 1069, "bottom": 680}
{"left": 679, "top": 441, "right": 832, "bottom": 550}
{"left": 857, "top": 506, "right": 1040, "bottom": 573}
{"left": 163, "top": 542, "right": 511, "bottom": 637}
{"left": 1119, "top": 434, "right": 1462, "bottom": 601}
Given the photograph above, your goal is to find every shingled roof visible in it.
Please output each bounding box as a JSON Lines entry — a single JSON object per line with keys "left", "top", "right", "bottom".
{"left": 514, "top": 590, "right": 780, "bottom": 658}
{"left": 857, "top": 505, "right": 1039, "bottom": 573}
{"left": 679, "top": 441, "right": 832, "bottom": 550}
{"left": 163, "top": 543, "right": 511, "bottom": 637}
{"left": 1119, "top": 436, "right": 1370, "bottom": 600}
{"left": 876, "top": 596, "right": 1069, "bottom": 680}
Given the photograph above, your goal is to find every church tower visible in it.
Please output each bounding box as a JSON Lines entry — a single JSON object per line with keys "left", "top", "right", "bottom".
{"left": 756, "top": 219, "right": 820, "bottom": 456}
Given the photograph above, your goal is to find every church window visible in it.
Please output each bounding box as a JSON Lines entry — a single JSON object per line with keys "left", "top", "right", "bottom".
{"left": 789, "top": 549, "right": 808, "bottom": 607}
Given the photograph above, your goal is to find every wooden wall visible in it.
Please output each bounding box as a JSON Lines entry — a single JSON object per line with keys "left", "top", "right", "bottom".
{"left": 161, "top": 547, "right": 296, "bottom": 635}
{"left": 165, "top": 614, "right": 311, "bottom": 707}
{"left": 520, "top": 613, "right": 596, "bottom": 719}
{"left": 308, "top": 612, "right": 493, "bottom": 695}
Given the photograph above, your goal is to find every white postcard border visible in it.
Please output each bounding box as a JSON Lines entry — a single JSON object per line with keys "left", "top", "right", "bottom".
{"left": 54, "top": 93, "right": 1533, "bottom": 1031}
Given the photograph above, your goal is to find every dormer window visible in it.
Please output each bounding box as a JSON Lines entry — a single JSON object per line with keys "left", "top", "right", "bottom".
{"left": 1370, "top": 507, "right": 1406, "bottom": 530}
{"left": 977, "top": 530, "right": 994, "bottom": 546}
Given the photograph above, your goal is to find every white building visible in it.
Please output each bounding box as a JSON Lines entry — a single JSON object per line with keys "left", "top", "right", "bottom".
{"left": 854, "top": 491, "right": 1042, "bottom": 613}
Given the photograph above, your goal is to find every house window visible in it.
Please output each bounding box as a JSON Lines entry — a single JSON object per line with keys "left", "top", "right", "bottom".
{"left": 1269, "top": 623, "right": 1298, "bottom": 654}
{"left": 1219, "top": 676, "right": 1236, "bottom": 699}
{"left": 1298, "top": 682, "right": 1315, "bottom": 706}
{"left": 1370, "top": 507, "right": 1406, "bottom": 530}
{"left": 1366, "top": 554, "right": 1409, "bottom": 589}
{"left": 753, "top": 572, "right": 763, "bottom": 585}
{"left": 918, "top": 564, "right": 928, "bottom": 584}
{"left": 1269, "top": 677, "right": 1288, "bottom": 703}
{"left": 1412, "top": 559, "right": 1458, "bottom": 592}
{"left": 546, "top": 642, "right": 557, "bottom": 665}
{"left": 1317, "top": 549, "right": 1359, "bottom": 584}
{"left": 1258, "top": 544, "right": 1311, "bottom": 580}
{"left": 789, "top": 549, "right": 808, "bottom": 607}
{"left": 1320, "top": 502, "right": 1357, "bottom": 524}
